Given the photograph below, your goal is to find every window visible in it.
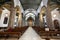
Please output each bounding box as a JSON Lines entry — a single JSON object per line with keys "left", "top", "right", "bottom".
{"left": 16, "top": 13, "right": 19, "bottom": 16}
{"left": 3, "top": 17, "right": 8, "bottom": 24}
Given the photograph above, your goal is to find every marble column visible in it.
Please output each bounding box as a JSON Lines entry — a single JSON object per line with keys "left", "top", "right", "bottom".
{"left": 46, "top": 5, "right": 54, "bottom": 29}
{"left": 39, "top": 7, "right": 46, "bottom": 27}
{"left": 39, "top": 13, "right": 44, "bottom": 27}
{"left": 18, "top": 8, "right": 22, "bottom": 27}
{"left": 8, "top": 6, "right": 16, "bottom": 28}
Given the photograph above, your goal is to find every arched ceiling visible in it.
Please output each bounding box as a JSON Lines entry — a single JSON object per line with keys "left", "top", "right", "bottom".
{"left": 0, "top": 0, "right": 60, "bottom": 11}
{"left": 0, "top": 0, "right": 11, "bottom": 6}
{"left": 20, "top": 0, "right": 42, "bottom": 10}
{"left": 48, "top": 0, "right": 60, "bottom": 11}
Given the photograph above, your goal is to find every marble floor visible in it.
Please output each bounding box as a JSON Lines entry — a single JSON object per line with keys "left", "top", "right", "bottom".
{"left": 19, "top": 27, "right": 45, "bottom": 40}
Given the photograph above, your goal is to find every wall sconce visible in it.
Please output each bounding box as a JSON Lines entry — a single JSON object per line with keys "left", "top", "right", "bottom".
{"left": 5, "top": 14, "right": 8, "bottom": 16}
{"left": 53, "top": 14, "right": 56, "bottom": 17}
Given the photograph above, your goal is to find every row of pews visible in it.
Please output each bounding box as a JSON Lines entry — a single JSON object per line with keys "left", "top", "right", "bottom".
{"left": 0, "top": 26, "right": 28, "bottom": 38}
{"left": 32, "top": 26, "right": 60, "bottom": 39}
{"left": 0, "top": 26, "right": 60, "bottom": 39}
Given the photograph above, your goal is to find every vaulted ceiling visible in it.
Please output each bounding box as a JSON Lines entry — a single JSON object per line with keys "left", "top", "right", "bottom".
{"left": 0, "top": 0, "right": 60, "bottom": 5}
{"left": 20, "top": 0, "right": 42, "bottom": 10}
{"left": 0, "top": 0, "right": 11, "bottom": 6}
{"left": 0, "top": 0, "right": 60, "bottom": 11}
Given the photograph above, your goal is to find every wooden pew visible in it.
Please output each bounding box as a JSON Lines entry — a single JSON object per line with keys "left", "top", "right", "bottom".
{"left": 0, "top": 26, "right": 28, "bottom": 38}
{"left": 32, "top": 26, "right": 60, "bottom": 36}
{"left": 0, "top": 32, "right": 21, "bottom": 39}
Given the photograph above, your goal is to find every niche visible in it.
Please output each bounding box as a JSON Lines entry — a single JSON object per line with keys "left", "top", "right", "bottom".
{"left": 54, "top": 20, "right": 60, "bottom": 29}
{"left": 3, "top": 17, "right": 8, "bottom": 24}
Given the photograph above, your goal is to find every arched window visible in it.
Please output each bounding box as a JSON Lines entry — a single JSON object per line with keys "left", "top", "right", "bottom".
{"left": 54, "top": 20, "right": 59, "bottom": 29}
{"left": 3, "top": 17, "right": 8, "bottom": 24}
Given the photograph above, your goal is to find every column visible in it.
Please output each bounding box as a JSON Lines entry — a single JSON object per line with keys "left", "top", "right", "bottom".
{"left": 39, "top": 13, "right": 44, "bottom": 27}
{"left": 39, "top": 7, "right": 46, "bottom": 27}
{"left": 8, "top": 0, "right": 16, "bottom": 28}
{"left": 46, "top": 5, "right": 54, "bottom": 29}
{"left": 8, "top": 7, "right": 16, "bottom": 28}
{"left": 18, "top": 7, "right": 22, "bottom": 27}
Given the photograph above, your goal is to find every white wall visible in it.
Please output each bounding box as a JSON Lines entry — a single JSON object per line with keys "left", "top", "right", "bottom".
{"left": 0, "top": 8, "right": 10, "bottom": 27}
{"left": 51, "top": 8, "right": 60, "bottom": 26}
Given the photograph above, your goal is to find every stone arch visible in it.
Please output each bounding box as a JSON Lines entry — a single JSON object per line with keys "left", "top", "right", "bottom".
{"left": 25, "top": 12, "right": 35, "bottom": 26}
{"left": 24, "top": 9, "right": 36, "bottom": 26}
{"left": 24, "top": 9, "right": 36, "bottom": 21}
{"left": 39, "top": 6, "right": 47, "bottom": 27}
{"left": 15, "top": 5, "right": 22, "bottom": 27}
{"left": 25, "top": 12, "right": 35, "bottom": 21}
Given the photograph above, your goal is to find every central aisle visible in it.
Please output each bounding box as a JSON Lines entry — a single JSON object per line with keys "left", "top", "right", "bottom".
{"left": 19, "top": 27, "right": 45, "bottom": 40}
